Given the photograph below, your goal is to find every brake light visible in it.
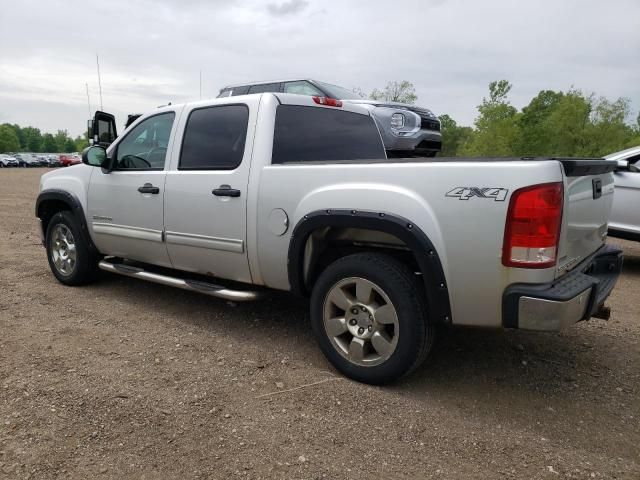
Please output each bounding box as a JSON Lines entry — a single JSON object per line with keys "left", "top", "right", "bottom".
{"left": 312, "top": 96, "right": 342, "bottom": 107}
{"left": 502, "top": 182, "right": 563, "bottom": 268}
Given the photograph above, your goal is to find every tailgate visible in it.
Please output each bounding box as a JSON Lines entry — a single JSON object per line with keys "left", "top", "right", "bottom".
{"left": 556, "top": 159, "right": 617, "bottom": 277}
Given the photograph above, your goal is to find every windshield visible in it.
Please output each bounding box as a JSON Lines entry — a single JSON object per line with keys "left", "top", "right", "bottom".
{"left": 313, "top": 80, "right": 363, "bottom": 100}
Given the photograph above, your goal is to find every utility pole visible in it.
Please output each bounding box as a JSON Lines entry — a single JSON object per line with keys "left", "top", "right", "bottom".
{"left": 96, "top": 54, "right": 103, "bottom": 110}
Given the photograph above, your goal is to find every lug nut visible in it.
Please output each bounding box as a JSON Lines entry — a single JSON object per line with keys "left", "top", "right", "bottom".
{"left": 349, "top": 319, "right": 357, "bottom": 326}
{"left": 357, "top": 327, "right": 365, "bottom": 335}
{"left": 361, "top": 306, "right": 367, "bottom": 312}
{"left": 351, "top": 308, "right": 359, "bottom": 315}
{"left": 368, "top": 325, "right": 372, "bottom": 332}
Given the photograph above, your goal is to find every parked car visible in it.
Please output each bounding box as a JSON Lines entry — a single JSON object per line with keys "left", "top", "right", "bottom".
{"left": 605, "top": 146, "right": 640, "bottom": 240}
{"left": 0, "top": 154, "right": 19, "bottom": 167}
{"left": 14, "top": 153, "right": 42, "bottom": 167}
{"left": 218, "top": 79, "right": 442, "bottom": 157}
{"left": 36, "top": 93, "right": 622, "bottom": 384}
{"left": 45, "top": 154, "right": 61, "bottom": 167}
{"left": 59, "top": 154, "right": 81, "bottom": 167}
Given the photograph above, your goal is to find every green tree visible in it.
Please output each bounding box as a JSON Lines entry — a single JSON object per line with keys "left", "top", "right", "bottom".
{"left": 74, "top": 135, "right": 89, "bottom": 152}
{"left": 0, "top": 124, "right": 21, "bottom": 153}
{"left": 439, "top": 114, "right": 474, "bottom": 156}
{"left": 42, "top": 133, "right": 59, "bottom": 152}
{"left": 64, "top": 138, "right": 76, "bottom": 153}
{"left": 515, "top": 90, "right": 564, "bottom": 155}
{"left": 22, "top": 126, "right": 43, "bottom": 152}
{"left": 370, "top": 80, "right": 418, "bottom": 104}
{"left": 460, "top": 80, "right": 519, "bottom": 156}
{"left": 54, "top": 130, "right": 70, "bottom": 152}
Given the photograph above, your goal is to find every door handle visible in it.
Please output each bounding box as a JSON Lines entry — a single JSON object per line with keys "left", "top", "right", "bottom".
{"left": 138, "top": 183, "right": 160, "bottom": 194}
{"left": 212, "top": 185, "right": 241, "bottom": 198}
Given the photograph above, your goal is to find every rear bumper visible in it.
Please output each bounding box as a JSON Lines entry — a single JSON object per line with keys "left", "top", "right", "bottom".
{"left": 502, "top": 245, "right": 623, "bottom": 331}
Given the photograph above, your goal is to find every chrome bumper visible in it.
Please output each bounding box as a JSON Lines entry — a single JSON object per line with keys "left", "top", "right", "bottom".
{"left": 503, "top": 245, "right": 623, "bottom": 331}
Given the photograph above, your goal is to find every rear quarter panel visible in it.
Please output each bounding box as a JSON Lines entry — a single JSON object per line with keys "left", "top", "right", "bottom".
{"left": 252, "top": 153, "right": 564, "bottom": 328}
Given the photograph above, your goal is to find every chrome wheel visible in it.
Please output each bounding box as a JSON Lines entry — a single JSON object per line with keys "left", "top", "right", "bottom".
{"left": 49, "top": 224, "right": 76, "bottom": 276}
{"left": 323, "top": 277, "right": 399, "bottom": 367}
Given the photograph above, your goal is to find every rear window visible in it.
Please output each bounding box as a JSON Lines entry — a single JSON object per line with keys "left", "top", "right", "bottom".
{"left": 179, "top": 105, "right": 249, "bottom": 170}
{"left": 272, "top": 105, "right": 385, "bottom": 164}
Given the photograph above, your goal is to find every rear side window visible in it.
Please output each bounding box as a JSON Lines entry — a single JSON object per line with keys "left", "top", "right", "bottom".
{"left": 272, "top": 105, "right": 385, "bottom": 164}
{"left": 248, "top": 83, "right": 281, "bottom": 94}
{"left": 179, "top": 105, "right": 249, "bottom": 170}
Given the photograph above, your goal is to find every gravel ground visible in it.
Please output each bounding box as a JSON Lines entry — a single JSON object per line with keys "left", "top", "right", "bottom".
{"left": 0, "top": 168, "right": 638, "bottom": 479}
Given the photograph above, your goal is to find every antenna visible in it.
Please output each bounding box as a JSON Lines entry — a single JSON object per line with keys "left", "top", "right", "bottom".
{"left": 199, "top": 70, "right": 202, "bottom": 100}
{"left": 85, "top": 83, "right": 92, "bottom": 117}
{"left": 96, "top": 54, "right": 103, "bottom": 110}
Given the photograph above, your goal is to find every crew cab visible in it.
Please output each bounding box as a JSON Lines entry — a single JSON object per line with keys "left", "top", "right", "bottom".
{"left": 36, "top": 93, "right": 622, "bottom": 384}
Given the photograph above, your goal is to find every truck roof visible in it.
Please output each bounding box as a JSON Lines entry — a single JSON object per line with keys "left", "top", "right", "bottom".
{"left": 220, "top": 78, "right": 309, "bottom": 90}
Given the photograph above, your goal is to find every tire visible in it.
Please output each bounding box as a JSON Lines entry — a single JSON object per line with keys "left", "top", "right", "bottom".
{"left": 45, "top": 211, "right": 99, "bottom": 286}
{"left": 310, "top": 252, "right": 434, "bottom": 384}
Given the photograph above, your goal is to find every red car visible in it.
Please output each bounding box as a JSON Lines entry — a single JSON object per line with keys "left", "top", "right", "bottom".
{"left": 59, "top": 154, "right": 81, "bottom": 167}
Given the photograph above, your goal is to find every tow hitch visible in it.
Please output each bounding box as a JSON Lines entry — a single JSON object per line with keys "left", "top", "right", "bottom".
{"left": 592, "top": 304, "right": 611, "bottom": 321}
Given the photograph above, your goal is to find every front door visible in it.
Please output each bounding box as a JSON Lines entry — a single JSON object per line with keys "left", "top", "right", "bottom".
{"left": 163, "top": 100, "right": 257, "bottom": 283}
{"left": 87, "top": 110, "right": 178, "bottom": 267}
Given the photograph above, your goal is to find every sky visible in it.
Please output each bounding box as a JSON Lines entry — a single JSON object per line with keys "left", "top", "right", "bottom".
{"left": 0, "top": 0, "right": 638, "bottom": 136}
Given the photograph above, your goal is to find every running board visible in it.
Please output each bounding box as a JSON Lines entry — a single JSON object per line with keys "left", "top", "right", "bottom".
{"left": 98, "top": 259, "right": 262, "bottom": 302}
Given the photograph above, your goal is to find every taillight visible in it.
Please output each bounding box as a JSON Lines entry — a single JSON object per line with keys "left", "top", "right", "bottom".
{"left": 312, "top": 96, "right": 342, "bottom": 107}
{"left": 502, "top": 182, "right": 563, "bottom": 268}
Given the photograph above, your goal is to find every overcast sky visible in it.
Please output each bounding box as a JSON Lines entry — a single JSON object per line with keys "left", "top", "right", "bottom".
{"left": 1, "top": 0, "right": 638, "bottom": 136}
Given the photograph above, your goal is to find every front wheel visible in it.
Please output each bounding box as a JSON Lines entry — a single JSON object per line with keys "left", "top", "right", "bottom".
{"left": 45, "top": 211, "right": 99, "bottom": 286}
{"left": 310, "top": 252, "right": 434, "bottom": 384}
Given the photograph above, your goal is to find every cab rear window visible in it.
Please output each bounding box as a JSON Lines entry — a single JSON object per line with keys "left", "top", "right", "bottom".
{"left": 271, "top": 105, "right": 385, "bottom": 164}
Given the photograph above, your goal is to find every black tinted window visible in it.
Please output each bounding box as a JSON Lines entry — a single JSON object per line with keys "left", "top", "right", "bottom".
{"left": 247, "top": 83, "right": 281, "bottom": 94}
{"left": 179, "top": 105, "right": 249, "bottom": 170}
{"left": 272, "top": 105, "right": 385, "bottom": 164}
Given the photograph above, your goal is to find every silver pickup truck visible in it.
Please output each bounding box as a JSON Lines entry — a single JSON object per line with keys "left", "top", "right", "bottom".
{"left": 36, "top": 93, "right": 623, "bottom": 384}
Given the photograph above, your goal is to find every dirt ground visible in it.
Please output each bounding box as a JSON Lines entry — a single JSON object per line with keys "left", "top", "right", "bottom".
{"left": 0, "top": 168, "right": 638, "bottom": 479}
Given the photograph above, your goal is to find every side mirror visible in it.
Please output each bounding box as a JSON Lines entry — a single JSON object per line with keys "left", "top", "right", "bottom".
{"left": 82, "top": 145, "right": 114, "bottom": 173}
{"left": 91, "top": 111, "right": 118, "bottom": 148}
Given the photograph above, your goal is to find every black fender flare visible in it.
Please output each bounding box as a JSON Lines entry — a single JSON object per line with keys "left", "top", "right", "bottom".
{"left": 35, "top": 189, "right": 97, "bottom": 253}
{"left": 287, "top": 209, "right": 452, "bottom": 324}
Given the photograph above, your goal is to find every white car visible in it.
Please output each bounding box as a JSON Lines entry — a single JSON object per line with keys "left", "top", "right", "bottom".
{"left": 0, "top": 154, "right": 19, "bottom": 167}
{"left": 605, "top": 146, "right": 640, "bottom": 240}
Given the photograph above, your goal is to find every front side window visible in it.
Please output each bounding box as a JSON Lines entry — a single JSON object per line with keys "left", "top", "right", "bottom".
{"left": 179, "top": 105, "right": 249, "bottom": 170}
{"left": 272, "top": 105, "right": 386, "bottom": 164}
{"left": 115, "top": 112, "right": 175, "bottom": 170}
{"left": 284, "top": 81, "right": 323, "bottom": 96}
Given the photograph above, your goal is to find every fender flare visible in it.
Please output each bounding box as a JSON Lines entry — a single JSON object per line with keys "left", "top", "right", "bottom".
{"left": 287, "top": 209, "right": 452, "bottom": 324}
{"left": 35, "top": 189, "right": 97, "bottom": 253}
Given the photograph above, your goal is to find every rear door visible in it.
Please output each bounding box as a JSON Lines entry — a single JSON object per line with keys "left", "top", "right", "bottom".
{"left": 556, "top": 160, "right": 617, "bottom": 275}
{"left": 163, "top": 98, "right": 259, "bottom": 283}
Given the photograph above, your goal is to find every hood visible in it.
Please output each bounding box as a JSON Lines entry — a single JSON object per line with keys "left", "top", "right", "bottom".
{"left": 343, "top": 99, "right": 438, "bottom": 119}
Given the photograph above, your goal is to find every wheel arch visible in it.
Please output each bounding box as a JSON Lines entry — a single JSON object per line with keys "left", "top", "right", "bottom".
{"left": 287, "top": 209, "right": 452, "bottom": 324}
{"left": 35, "top": 189, "right": 97, "bottom": 253}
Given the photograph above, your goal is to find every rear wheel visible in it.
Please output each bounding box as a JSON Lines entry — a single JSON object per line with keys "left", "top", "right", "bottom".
{"left": 310, "top": 252, "right": 434, "bottom": 384}
{"left": 45, "top": 211, "right": 99, "bottom": 285}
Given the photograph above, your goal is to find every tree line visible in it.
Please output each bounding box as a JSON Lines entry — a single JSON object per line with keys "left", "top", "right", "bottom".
{"left": 364, "top": 80, "right": 640, "bottom": 157}
{"left": 0, "top": 124, "right": 88, "bottom": 154}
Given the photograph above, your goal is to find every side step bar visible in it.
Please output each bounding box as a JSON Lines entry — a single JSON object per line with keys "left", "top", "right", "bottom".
{"left": 98, "top": 259, "right": 262, "bottom": 302}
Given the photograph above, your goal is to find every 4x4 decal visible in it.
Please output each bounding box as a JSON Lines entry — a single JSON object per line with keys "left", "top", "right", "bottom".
{"left": 446, "top": 187, "right": 509, "bottom": 202}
